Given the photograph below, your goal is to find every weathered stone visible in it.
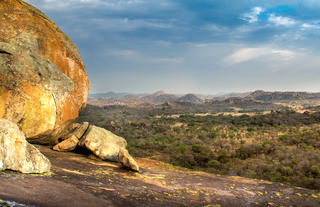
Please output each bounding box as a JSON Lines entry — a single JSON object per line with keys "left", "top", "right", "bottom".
{"left": 72, "top": 122, "right": 90, "bottom": 139}
{"left": 78, "top": 125, "right": 139, "bottom": 171}
{"left": 57, "top": 122, "right": 89, "bottom": 142}
{"left": 53, "top": 135, "right": 79, "bottom": 152}
{"left": 79, "top": 125, "right": 127, "bottom": 161}
{"left": 0, "top": 0, "right": 89, "bottom": 144}
{"left": 0, "top": 119, "right": 51, "bottom": 173}
{"left": 119, "top": 148, "right": 139, "bottom": 172}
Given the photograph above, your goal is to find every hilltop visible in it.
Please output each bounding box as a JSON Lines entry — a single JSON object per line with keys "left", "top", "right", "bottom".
{"left": 88, "top": 90, "right": 320, "bottom": 107}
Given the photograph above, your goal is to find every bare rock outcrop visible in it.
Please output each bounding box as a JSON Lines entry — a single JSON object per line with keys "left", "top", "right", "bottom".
{"left": 52, "top": 123, "right": 140, "bottom": 171}
{"left": 0, "top": 0, "right": 89, "bottom": 145}
{"left": 0, "top": 1, "right": 137, "bottom": 173}
{"left": 0, "top": 119, "right": 51, "bottom": 173}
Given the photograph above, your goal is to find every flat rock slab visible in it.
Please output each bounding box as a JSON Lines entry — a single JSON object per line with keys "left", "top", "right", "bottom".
{"left": 0, "top": 145, "right": 319, "bottom": 207}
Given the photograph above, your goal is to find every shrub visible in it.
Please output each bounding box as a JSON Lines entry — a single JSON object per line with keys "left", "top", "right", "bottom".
{"left": 208, "top": 159, "right": 221, "bottom": 169}
{"left": 191, "top": 144, "right": 203, "bottom": 153}
{"left": 280, "top": 166, "right": 294, "bottom": 176}
{"left": 177, "top": 144, "right": 188, "bottom": 153}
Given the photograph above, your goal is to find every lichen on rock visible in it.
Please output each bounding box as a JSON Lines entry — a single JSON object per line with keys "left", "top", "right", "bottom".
{"left": 78, "top": 125, "right": 139, "bottom": 171}
{"left": 0, "top": 0, "right": 90, "bottom": 144}
{"left": 0, "top": 1, "right": 138, "bottom": 173}
{"left": 0, "top": 119, "right": 51, "bottom": 173}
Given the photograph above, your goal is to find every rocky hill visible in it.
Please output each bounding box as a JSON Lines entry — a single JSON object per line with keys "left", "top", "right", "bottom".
{"left": 89, "top": 92, "right": 131, "bottom": 99}
{"left": 176, "top": 94, "right": 203, "bottom": 103}
{"left": 247, "top": 90, "right": 320, "bottom": 102}
{"left": 88, "top": 91, "right": 181, "bottom": 105}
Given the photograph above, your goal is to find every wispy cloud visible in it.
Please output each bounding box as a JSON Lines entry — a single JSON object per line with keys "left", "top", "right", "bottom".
{"left": 225, "top": 47, "right": 295, "bottom": 64}
{"left": 268, "top": 14, "right": 297, "bottom": 26}
{"left": 90, "top": 18, "right": 172, "bottom": 31}
{"left": 109, "top": 49, "right": 136, "bottom": 56}
{"left": 301, "top": 22, "right": 320, "bottom": 30}
{"left": 241, "top": 7, "right": 265, "bottom": 23}
{"left": 107, "top": 48, "right": 183, "bottom": 64}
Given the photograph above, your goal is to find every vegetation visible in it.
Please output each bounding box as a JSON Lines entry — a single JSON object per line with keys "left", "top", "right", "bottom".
{"left": 78, "top": 104, "right": 320, "bottom": 189}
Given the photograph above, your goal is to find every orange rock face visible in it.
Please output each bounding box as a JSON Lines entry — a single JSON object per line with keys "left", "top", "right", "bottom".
{"left": 0, "top": 0, "right": 90, "bottom": 144}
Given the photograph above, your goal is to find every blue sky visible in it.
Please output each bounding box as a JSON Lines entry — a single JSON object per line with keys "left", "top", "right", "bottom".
{"left": 25, "top": 0, "right": 320, "bottom": 94}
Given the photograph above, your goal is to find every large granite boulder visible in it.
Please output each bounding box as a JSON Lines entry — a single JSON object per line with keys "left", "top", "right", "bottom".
{"left": 0, "top": 0, "right": 89, "bottom": 145}
{"left": 0, "top": 119, "right": 51, "bottom": 173}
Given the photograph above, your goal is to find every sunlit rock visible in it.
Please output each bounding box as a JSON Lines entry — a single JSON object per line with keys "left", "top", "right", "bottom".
{"left": 0, "top": 0, "right": 90, "bottom": 145}
{"left": 79, "top": 125, "right": 139, "bottom": 171}
{"left": 0, "top": 119, "right": 51, "bottom": 173}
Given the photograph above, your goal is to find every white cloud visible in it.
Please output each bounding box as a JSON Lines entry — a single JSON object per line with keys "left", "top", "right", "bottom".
{"left": 89, "top": 18, "right": 172, "bottom": 31}
{"left": 107, "top": 48, "right": 183, "bottom": 64}
{"left": 268, "top": 14, "right": 297, "bottom": 26}
{"left": 302, "top": 23, "right": 320, "bottom": 30}
{"left": 109, "top": 49, "right": 136, "bottom": 56}
{"left": 241, "top": 7, "right": 265, "bottom": 23}
{"left": 225, "top": 47, "right": 295, "bottom": 64}
{"left": 271, "top": 49, "right": 295, "bottom": 61}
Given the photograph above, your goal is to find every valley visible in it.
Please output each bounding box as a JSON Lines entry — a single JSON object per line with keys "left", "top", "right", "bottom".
{"left": 79, "top": 91, "right": 320, "bottom": 190}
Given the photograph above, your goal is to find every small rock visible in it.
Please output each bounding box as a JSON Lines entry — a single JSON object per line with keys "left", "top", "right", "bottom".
{"left": 79, "top": 125, "right": 127, "bottom": 161}
{"left": 119, "top": 148, "right": 139, "bottom": 172}
{"left": 53, "top": 135, "right": 79, "bottom": 152}
{"left": 72, "top": 122, "right": 90, "bottom": 139}
{"left": 78, "top": 125, "right": 139, "bottom": 171}
{"left": 0, "top": 119, "right": 51, "bottom": 173}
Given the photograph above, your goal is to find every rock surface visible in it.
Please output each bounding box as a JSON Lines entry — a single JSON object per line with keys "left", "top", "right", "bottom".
{"left": 0, "top": 0, "right": 89, "bottom": 144}
{"left": 119, "top": 148, "right": 139, "bottom": 172}
{"left": 0, "top": 145, "right": 319, "bottom": 207}
{"left": 79, "top": 125, "right": 139, "bottom": 171}
{"left": 0, "top": 119, "right": 51, "bottom": 173}
{"left": 53, "top": 135, "right": 79, "bottom": 152}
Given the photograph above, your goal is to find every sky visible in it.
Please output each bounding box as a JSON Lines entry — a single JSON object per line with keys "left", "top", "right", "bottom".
{"left": 25, "top": 0, "right": 320, "bottom": 94}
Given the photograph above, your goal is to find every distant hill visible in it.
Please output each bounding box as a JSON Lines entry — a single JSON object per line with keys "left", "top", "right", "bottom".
{"left": 141, "top": 91, "right": 179, "bottom": 104}
{"left": 88, "top": 90, "right": 320, "bottom": 106}
{"left": 247, "top": 90, "right": 320, "bottom": 101}
{"left": 88, "top": 91, "right": 201, "bottom": 105}
{"left": 176, "top": 94, "right": 202, "bottom": 103}
{"left": 89, "top": 92, "right": 131, "bottom": 98}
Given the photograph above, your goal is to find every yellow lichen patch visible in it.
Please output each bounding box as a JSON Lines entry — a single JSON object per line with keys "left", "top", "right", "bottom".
{"left": 256, "top": 191, "right": 263, "bottom": 196}
{"left": 91, "top": 168, "right": 110, "bottom": 175}
{"left": 229, "top": 176, "right": 257, "bottom": 184}
{"left": 21, "top": 83, "right": 56, "bottom": 137}
{"left": 30, "top": 172, "right": 53, "bottom": 177}
{"left": 204, "top": 204, "right": 221, "bottom": 207}
{"left": 186, "top": 189, "right": 199, "bottom": 196}
{"left": 0, "top": 87, "right": 10, "bottom": 118}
